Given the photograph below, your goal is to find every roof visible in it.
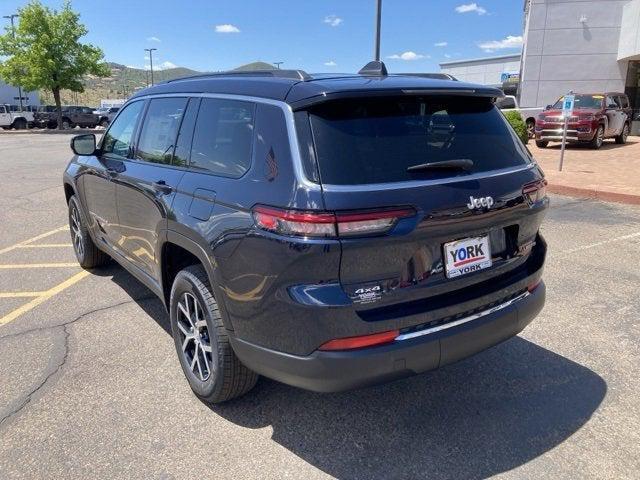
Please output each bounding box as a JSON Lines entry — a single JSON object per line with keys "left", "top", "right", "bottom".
{"left": 130, "top": 68, "right": 504, "bottom": 109}
{"left": 439, "top": 53, "right": 522, "bottom": 68}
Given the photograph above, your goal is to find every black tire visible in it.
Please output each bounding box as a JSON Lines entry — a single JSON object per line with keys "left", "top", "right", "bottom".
{"left": 590, "top": 125, "right": 604, "bottom": 149}
{"left": 68, "top": 195, "right": 110, "bottom": 268}
{"left": 12, "top": 118, "right": 27, "bottom": 130}
{"left": 170, "top": 265, "right": 258, "bottom": 404}
{"left": 526, "top": 119, "right": 536, "bottom": 139}
{"left": 61, "top": 118, "right": 73, "bottom": 129}
{"left": 99, "top": 119, "right": 109, "bottom": 128}
{"left": 535, "top": 140, "right": 548, "bottom": 148}
{"left": 615, "top": 123, "right": 629, "bottom": 145}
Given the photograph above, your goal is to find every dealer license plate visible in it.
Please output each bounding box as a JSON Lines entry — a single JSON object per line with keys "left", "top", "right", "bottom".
{"left": 444, "top": 235, "right": 492, "bottom": 278}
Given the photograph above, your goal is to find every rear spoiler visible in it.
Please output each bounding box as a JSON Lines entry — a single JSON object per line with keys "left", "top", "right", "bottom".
{"left": 289, "top": 87, "right": 504, "bottom": 111}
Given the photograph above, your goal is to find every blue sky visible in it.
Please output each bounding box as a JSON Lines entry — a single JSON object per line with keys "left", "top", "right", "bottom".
{"left": 2, "top": 0, "right": 525, "bottom": 73}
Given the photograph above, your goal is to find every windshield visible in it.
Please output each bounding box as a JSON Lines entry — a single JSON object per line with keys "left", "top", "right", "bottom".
{"left": 308, "top": 96, "right": 531, "bottom": 185}
{"left": 552, "top": 94, "right": 603, "bottom": 110}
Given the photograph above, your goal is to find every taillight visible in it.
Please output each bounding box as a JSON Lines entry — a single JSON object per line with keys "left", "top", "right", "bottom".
{"left": 522, "top": 179, "right": 547, "bottom": 205}
{"left": 252, "top": 205, "right": 415, "bottom": 238}
{"left": 527, "top": 279, "right": 542, "bottom": 293}
{"left": 319, "top": 329, "right": 399, "bottom": 351}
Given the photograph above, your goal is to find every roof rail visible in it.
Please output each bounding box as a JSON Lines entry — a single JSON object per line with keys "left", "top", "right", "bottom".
{"left": 397, "top": 73, "right": 459, "bottom": 81}
{"left": 165, "top": 69, "right": 311, "bottom": 83}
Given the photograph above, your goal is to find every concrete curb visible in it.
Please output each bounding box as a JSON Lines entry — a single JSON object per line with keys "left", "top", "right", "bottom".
{"left": 547, "top": 183, "right": 640, "bottom": 206}
{"left": 0, "top": 129, "right": 103, "bottom": 135}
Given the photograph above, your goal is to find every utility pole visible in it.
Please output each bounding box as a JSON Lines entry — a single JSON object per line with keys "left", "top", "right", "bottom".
{"left": 273, "top": 62, "right": 283, "bottom": 70}
{"left": 3, "top": 13, "right": 24, "bottom": 111}
{"left": 144, "top": 48, "right": 157, "bottom": 85}
{"left": 374, "top": 0, "right": 382, "bottom": 61}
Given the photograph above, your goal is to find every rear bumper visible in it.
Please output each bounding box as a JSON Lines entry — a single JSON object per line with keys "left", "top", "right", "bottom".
{"left": 230, "top": 281, "right": 545, "bottom": 392}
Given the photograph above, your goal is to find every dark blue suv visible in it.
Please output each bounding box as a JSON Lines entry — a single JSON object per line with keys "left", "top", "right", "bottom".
{"left": 63, "top": 65, "right": 548, "bottom": 403}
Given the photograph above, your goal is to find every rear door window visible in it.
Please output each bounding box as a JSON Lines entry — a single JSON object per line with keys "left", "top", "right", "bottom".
{"left": 135, "top": 97, "right": 188, "bottom": 165}
{"left": 308, "top": 96, "right": 531, "bottom": 185}
{"left": 189, "top": 98, "right": 255, "bottom": 177}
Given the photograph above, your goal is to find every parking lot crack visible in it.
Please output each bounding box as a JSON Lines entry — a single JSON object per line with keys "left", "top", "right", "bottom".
{"left": 0, "top": 296, "right": 156, "bottom": 428}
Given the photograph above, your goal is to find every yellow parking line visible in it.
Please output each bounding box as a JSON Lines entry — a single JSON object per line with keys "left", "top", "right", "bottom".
{"left": 16, "top": 244, "right": 72, "bottom": 249}
{"left": 0, "top": 271, "right": 90, "bottom": 326}
{"left": 0, "top": 263, "right": 79, "bottom": 269}
{"left": 0, "top": 292, "right": 47, "bottom": 298}
{"left": 0, "top": 226, "right": 67, "bottom": 255}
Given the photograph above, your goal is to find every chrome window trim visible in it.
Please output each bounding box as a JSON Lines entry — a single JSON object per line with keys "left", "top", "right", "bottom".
{"left": 395, "top": 290, "right": 530, "bottom": 341}
{"left": 130, "top": 92, "right": 321, "bottom": 191}
{"left": 321, "top": 164, "right": 535, "bottom": 192}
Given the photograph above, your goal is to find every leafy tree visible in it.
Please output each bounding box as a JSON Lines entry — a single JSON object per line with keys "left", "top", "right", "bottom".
{"left": 0, "top": 0, "right": 109, "bottom": 128}
{"left": 503, "top": 110, "right": 529, "bottom": 145}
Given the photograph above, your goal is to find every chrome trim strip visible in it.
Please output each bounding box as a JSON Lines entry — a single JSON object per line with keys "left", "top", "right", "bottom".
{"left": 126, "top": 92, "right": 322, "bottom": 191}
{"left": 395, "top": 291, "right": 530, "bottom": 341}
{"left": 321, "top": 164, "right": 535, "bottom": 192}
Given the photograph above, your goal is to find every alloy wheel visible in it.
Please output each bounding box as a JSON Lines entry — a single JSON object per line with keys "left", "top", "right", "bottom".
{"left": 176, "top": 292, "right": 213, "bottom": 382}
{"left": 597, "top": 127, "right": 604, "bottom": 147}
{"left": 70, "top": 205, "right": 84, "bottom": 259}
{"left": 623, "top": 125, "right": 629, "bottom": 142}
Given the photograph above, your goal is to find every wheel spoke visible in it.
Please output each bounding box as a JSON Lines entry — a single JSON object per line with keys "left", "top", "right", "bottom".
{"left": 181, "top": 335, "right": 192, "bottom": 352}
{"left": 201, "top": 341, "right": 212, "bottom": 353}
{"left": 190, "top": 343, "right": 199, "bottom": 371}
{"left": 196, "top": 351, "right": 204, "bottom": 379}
{"left": 177, "top": 321, "right": 191, "bottom": 337}
{"left": 195, "top": 319, "right": 207, "bottom": 328}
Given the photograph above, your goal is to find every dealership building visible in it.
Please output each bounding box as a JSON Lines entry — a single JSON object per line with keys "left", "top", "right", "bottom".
{"left": 440, "top": 0, "right": 640, "bottom": 131}
{"left": 0, "top": 80, "right": 39, "bottom": 107}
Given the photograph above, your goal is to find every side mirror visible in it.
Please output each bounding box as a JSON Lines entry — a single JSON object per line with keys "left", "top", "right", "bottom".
{"left": 70, "top": 134, "right": 97, "bottom": 156}
{"left": 545, "top": 105, "right": 552, "bottom": 110}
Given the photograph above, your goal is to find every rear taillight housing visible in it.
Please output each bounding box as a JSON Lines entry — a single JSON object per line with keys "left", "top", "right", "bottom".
{"left": 522, "top": 179, "right": 547, "bottom": 205}
{"left": 252, "top": 205, "right": 415, "bottom": 238}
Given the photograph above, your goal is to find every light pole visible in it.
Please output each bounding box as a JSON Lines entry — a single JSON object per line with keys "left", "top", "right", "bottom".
{"left": 374, "top": 0, "right": 382, "bottom": 61}
{"left": 273, "top": 62, "right": 283, "bottom": 70}
{"left": 3, "top": 13, "right": 24, "bottom": 111}
{"left": 144, "top": 48, "right": 157, "bottom": 85}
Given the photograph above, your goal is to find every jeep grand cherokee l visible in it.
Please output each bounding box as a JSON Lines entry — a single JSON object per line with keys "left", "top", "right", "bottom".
{"left": 63, "top": 63, "right": 548, "bottom": 403}
{"left": 535, "top": 93, "right": 632, "bottom": 149}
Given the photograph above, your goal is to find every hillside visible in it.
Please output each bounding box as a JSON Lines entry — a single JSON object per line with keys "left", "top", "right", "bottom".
{"left": 40, "top": 61, "right": 278, "bottom": 107}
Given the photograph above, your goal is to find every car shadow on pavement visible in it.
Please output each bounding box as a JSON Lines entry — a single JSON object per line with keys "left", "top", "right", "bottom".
{"left": 100, "top": 265, "right": 606, "bottom": 480}
{"left": 211, "top": 338, "right": 606, "bottom": 480}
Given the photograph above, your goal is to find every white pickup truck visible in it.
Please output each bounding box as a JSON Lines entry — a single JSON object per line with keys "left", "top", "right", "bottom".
{"left": 0, "top": 105, "right": 34, "bottom": 130}
{"left": 496, "top": 95, "right": 544, "bottom": 139}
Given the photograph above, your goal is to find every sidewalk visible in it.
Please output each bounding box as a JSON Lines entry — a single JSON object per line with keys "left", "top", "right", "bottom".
{"left": 530, "top": 137, "right": 640, "bottom": 205}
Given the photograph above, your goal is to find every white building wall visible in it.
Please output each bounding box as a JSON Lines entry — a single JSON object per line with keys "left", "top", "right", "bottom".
{"left": 440, "top": 56, "right": 521, "bottom": 85}
{"left": 618, "top": 0, "right": 640, "bottom": 59}
{"left": 520, "top": 0, "right": 629, "bottom": 108}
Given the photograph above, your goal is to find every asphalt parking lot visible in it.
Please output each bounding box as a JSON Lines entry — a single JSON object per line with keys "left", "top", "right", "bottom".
{"left": 0, "top": 135, "right": 639, "bottom": 480}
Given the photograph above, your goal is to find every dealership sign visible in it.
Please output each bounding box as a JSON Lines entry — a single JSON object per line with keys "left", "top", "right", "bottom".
{"left": 500, "top": 72, "right": 520, "bottom": 83}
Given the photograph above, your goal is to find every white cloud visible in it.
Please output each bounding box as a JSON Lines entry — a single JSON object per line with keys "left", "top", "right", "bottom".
{"left": 147, "top": 36, "right": 161, "bottom": 43}
{"left": 455, "top": 3, "right": 487, "bottom": 15}
{"left": 434, "top": 42, "right": 448, "bottom": 47}
{"left": 323, "top": 15, "right": 343, "bottom": 27}
{"left": 157, "top": 61, "right": 178, "bottom": 70}
{"left": 387, "top": 51, "right": 427, "bottom": 61}
{"left": 477, "top": 35, "right": 523, "bottom": 52}
{"left": 215, "top": 24, "right": 240, "bottom": 33}
{"left": 324, "top": 60, "right": 337, "bottom": 67}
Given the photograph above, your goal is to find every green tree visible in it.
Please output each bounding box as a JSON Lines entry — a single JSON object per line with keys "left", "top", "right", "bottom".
{"left": 503, "top": 110, "right": 529, "bottom": 145}
{"left": 0, "top": 0, "right": 109, "bottom": 128}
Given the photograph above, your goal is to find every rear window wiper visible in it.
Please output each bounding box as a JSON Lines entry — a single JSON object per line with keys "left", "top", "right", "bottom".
{"left": 406, "top": 159, "right": 474, "bottom": 172}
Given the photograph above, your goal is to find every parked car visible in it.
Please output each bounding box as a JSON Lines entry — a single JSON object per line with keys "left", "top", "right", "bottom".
{"left": 96, "top": 107, "right": 120, "bottom": 128}
{"left": 0, "top": 104, "right": 34, "bottom": 130}
{"left": 535, "top": 92, "right": 632, "bottom": 149}
{"left": 34, "top": 105, "right": 99, "bottom": 129}
{"left": 496, "top": 95, "right": 543, "bottom": 139}
{"left": 63, "top": 63, "right": 548, "bottom": 403}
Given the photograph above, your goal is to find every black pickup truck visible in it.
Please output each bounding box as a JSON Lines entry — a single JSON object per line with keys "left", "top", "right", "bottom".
{"left": 34, "top": 105, "right": 99, "bottom": 129}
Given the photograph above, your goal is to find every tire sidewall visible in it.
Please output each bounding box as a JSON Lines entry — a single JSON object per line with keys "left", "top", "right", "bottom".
{"left": 68, "top": 196, "right": 90, "bottom": 265}
{"left": 170, "top": 271, "right": 222, "bottom": 399}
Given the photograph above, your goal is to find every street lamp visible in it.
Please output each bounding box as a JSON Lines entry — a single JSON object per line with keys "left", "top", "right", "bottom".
{"left": 144, "top": 48, "right": 157, "bottom": 85}
{"left": 2, "top": 13, "right": 24, "bottom": 111}
{"left": 374, "top": 0, "right": 382, "bottom": 61}
{"left": 273, "top": 62, "right": 283, "bottom": 70}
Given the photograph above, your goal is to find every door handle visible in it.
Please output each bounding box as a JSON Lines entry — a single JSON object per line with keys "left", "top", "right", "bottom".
{"left": 152, "top": 180, "right": 173, "bottom": 195}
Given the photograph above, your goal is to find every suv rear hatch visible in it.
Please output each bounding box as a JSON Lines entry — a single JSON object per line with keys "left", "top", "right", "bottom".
{"left": 303, "top": 94, "right": 547, "bottom": 321}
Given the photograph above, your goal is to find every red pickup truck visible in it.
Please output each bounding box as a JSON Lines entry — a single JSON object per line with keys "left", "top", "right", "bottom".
{"left": 535, "top": 93, "right": 632, "bottom": 149}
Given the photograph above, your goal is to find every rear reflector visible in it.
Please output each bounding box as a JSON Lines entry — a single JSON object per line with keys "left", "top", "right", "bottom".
{"left": 522, "top": 179, "right": 548, "bottom": 205}
{"left": 527, "top": 279, "right": 542, "bottom": 293}
{"left": 252, "top": 205, "right": 415, "bottom": 238}
{"left": 319, "top": 329, "right": 400, "bottom": 351}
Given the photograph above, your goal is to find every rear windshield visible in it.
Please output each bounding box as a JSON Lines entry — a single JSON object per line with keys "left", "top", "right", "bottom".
{"left": 308, "top": 96, "right": 531, "bottom": 185}
{"left": 552, "top": 94, "right": 603, "bottom": 110}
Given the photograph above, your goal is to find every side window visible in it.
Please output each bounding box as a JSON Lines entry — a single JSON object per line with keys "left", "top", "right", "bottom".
{"left": 0, "top": 106, "right": 6, "bottom": 114}
{"left": 135, "top": 97, "right": 188, "bottom": 165}
{"left": 172, "top": 98, "right": 200, "bottom": 167}
{"left": 606, "top": 96, "right": 618, "bottom": 109}
{"left": 190, "top": 98, "right": 255, "bottom": 177}
{"left": 101, "top": 101, "right": 144, "bottom": 158}
{"left": 619, "top": 96, "right": 629, "bottom": 109}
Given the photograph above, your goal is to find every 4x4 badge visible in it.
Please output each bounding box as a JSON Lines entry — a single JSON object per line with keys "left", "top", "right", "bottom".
{"left": 467, "top": 195, "right": 494, "bottom": 210}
